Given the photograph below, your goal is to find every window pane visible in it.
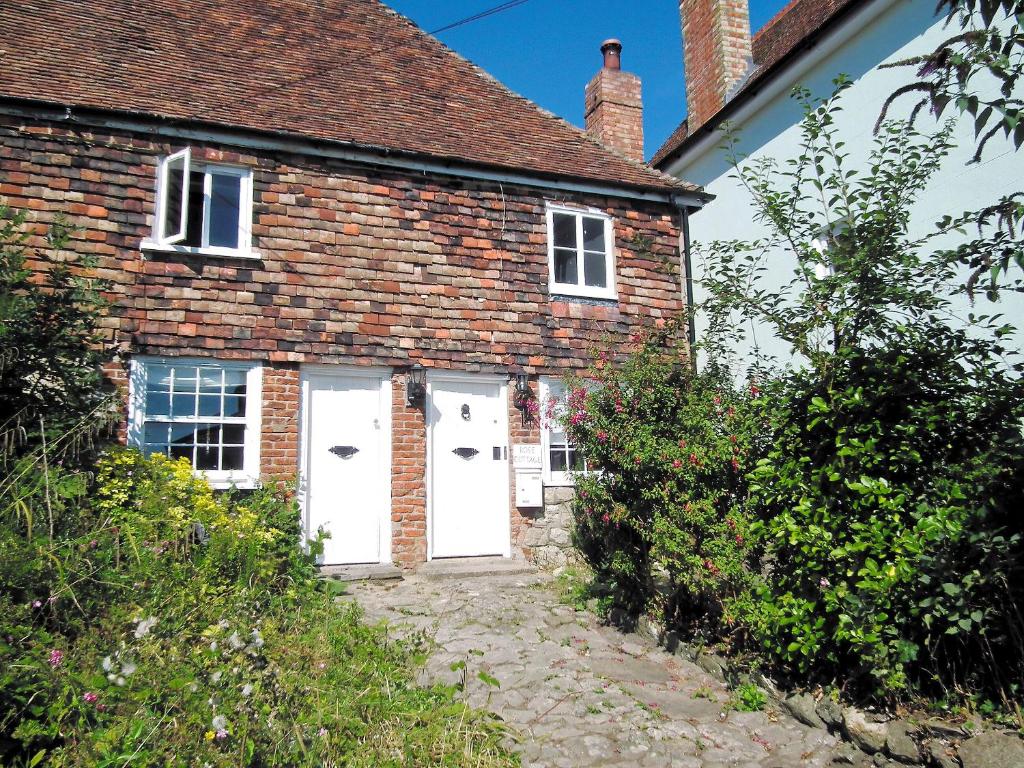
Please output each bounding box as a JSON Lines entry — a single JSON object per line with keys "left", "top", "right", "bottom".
{"left": 199, "top": 394, "right": 222, "bottom": 417}
{"left": 170, "top": 444, "right": 193, "bottom": 463}
{"left": 183, "top": 171, "right": 204, "bottom": 247}
{"left": 224, "top": 369, "right": 247, "bottom": 394}
{"left": 208, "top": 173, "right": 241, "bottom": 249}
{"left": 222, "top": 424, "right": 245, "bottom": 445}
{"left": 552, "top": 213, "right": 576, "bottom": 248}
{"left": 147, "top": 366, "right": 172, "bottom": 390}
{"left": 222, "top": 446, "right": 244, "bottom": 471}
{"left": 199, "top": 368, "right": 223, "bottom": 393}
{"left": 171, "top": 393, "right": 197, "bottom": 418}
{"left": 568, "top": 447, "right": 586, "bottom": 472}
{"left": 195, "top": 424, "right": 221, "bottom": 445}
{"left": 162, "top": 158, "right": 185, "bottom": 242}
{"left": 196, "top": 446, "right": 219, "bottom": 470}
{"left": 145, "top": 391, "right": 170, "bottom": 417}
{"left": 170, "top": 423, "right": 195, "bottom": 445}
{"left": 584, "top": 251, "right": 607, "bottom": 288}
{"left": 582, "top": 217, "right": 605, "bottom": 252}
{"left": 223, "top": 395, "right": 246, "bottom": 418}
{"left": 172, "top": 368, "right": 198, "bottom": 392}
{"left": 550, "top": 448, "right": 567, "bottom": 473}
{"left": 554, "top": 248, "right": 577, "bottom": 285}
{"left": 143, "top": 422, "right": 169, "bottom": 444}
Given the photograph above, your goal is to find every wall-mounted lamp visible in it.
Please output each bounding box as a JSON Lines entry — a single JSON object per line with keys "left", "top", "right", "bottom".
{"left": 406, "top": 364, "right": 426, "bottom": 408}
{"left": 512, "top": 373, "right": 535, "bottom": 426}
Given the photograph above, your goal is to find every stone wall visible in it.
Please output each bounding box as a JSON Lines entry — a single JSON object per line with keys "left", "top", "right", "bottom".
{"left": 522, "top": 485, "right": 578, "bottom": 570}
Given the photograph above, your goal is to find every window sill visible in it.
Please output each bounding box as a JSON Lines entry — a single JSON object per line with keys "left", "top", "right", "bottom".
{"left": 201, "top": 472, "right": 260, "bottom": 491}
{"left": 141, "top": 241, "right": 261, "bottom": 260}
{"left": 549, "top": 283, "right": 617, "bottom": 301}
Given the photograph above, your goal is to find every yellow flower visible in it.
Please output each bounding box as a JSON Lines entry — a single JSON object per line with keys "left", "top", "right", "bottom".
{"left": 205, "top": 730, "right": 216, "bottom": 741}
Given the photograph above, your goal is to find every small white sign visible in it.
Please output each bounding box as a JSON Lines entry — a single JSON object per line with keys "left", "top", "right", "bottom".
{"left": 512, "top": 444, "right": 543, "bottom": 469}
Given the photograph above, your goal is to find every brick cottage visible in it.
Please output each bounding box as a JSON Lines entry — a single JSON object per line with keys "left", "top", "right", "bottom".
{"left": 0, "top": 0, "right": 707, "bottom": 569}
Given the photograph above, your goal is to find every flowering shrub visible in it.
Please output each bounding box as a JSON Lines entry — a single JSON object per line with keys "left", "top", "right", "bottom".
{"left": 564, "top": 327, "right": 764, "bottom": 640}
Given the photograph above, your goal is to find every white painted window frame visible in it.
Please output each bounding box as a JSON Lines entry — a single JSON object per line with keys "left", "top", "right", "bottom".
{"left": 546, "top": 203, "right": 617, "bottom": 300}
{"left": 539, "top": 376, "right": 591, "bottom": 487}
{"left": 144, "top": 150, "right": 257, "bottom": 259}
{"left": 127, "top": 356, "right": 263, "bottom": 489}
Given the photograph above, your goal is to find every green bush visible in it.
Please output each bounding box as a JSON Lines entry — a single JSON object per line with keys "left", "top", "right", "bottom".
{"left": 564, "top": 326, "right": 763, "bottom": 641}
{"left": 745, "top": 332, "right": 1024, "bottom": 701}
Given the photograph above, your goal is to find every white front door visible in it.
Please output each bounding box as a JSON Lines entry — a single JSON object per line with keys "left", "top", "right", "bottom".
{"left": 302, "top": 370, "right": 390, "bottom": 565}
{"left": 429, "top": 375, "right": 509, "bottom": 558}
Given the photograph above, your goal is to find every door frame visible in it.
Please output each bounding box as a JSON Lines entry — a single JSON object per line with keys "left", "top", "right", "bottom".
{"left": 425, "top": 370, "right": 511, "bottom": 560}
{"left": 298, "top": 365, "right": 393, "bottom": 565}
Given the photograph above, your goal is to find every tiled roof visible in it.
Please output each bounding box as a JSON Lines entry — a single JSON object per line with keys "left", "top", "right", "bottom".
{"left": 0, "top": 0, "right": 693, "bottom": 194}
{"left": 652, "top": 0, "right": 862, "bottom": 167}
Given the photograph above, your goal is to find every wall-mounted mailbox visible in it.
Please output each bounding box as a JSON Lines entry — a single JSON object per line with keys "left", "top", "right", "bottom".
{"left": 515, "top": 469, "right": 543, "bottom": 508}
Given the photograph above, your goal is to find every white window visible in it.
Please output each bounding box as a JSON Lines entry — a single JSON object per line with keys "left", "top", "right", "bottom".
{"left": 540, "top": 377, "right": 590, "bottom": 486}
{"left": 145, "top": 148, "right": 255, "bottom": 257}
{"left": 128, "top": 357, "right": 262, "bottom": 489}
{"left": 546, "top": 204, "right": 616, "bottom": 299}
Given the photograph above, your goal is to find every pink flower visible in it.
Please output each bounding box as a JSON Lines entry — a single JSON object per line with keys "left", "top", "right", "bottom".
{"left": 31, "top": 600, "right": 42, "bottom": 609}
{"left": 634, "top": 457, "right": 642, "bottom": 465}
{"left": 83, "top": 692, "right": 99, "bottom": 705}
{"left": 749, "top": 384, "right": 761, "bottom": 397}
{"left": 672, "top": 459, "right": 682, "bottom": 469}
{"left": 731, "top": 458, "right": 740, "bottom": 471}
{"left": 601, "top": 513, "right": 611, "bottom": 524}
{"left": 713, "top": 395, "right": 722, "bottom": 405}
{"left": 689, "top": 453, "right": 699, "bottom": 465}
{"left": 819, "top": 577, "right": 831, "bottom": 589}
{"left": 735, "top": 535, "right": 744, "bottom": 545}
{"left": 318, "top": 727, "right": 329, "bottom": 738}
{"left": 596, "top": 430, "right": 608, "bottom": 443}
{"left": 215, "top": 729, "right": 229, "bottom": 741}
{"left": 48, "top": 649, "right": 64, "bottom": 668}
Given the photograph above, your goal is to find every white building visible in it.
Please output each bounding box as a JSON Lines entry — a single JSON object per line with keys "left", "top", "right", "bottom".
{"left": 654, "top": 0, "right": 1024, "bottom": 371}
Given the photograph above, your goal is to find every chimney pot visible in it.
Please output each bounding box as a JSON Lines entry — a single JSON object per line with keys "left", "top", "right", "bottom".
{"left": 601, "top": 39, "right": 622, "bottom": 70}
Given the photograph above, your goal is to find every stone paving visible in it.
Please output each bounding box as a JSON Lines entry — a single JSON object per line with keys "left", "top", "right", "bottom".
{"left": 346, "top": 569, "right": 838, "bottom": 767}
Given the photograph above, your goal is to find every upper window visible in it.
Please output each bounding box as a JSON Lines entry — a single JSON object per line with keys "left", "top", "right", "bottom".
{"left": 128, "top": 357, "right": 262, "bottom": 488}
{"left": 546, "top": 205, "right": 616, "bottom": 299}
{"left": 149, "top": 148, "right": 254, "bottom": 257}
{"left": 540, "top": 378, "right": 590, "bottom": 486}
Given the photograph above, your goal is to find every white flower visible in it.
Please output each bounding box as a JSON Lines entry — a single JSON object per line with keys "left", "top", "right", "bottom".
{"left": 210, "top": 641, "right": 218, "bottom": 652}
{"left": 212, "top": 715, "right": 228, "bottom": 731}
{"left": 120, "top": 660, "right": 137, "bottom": 677}
{"left": 115, "top": 676, "right": 126, "bottom": 687}
{"left": 211, "top": 671, "right": 222, "bottom": 683}
{"left": 227, "top": 632, "right": 244, "bottom": 650}
{"left": 134, "top": 617, "right": 158, "bottom": 639}
{"left": 241, "top": 684, "right": 253, "bottom": 697}
{"left": 101, "top": 656, "right": 113, "bottom": 672}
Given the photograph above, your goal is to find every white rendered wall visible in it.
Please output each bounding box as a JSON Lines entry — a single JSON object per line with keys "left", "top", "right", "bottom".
{"left": 666, "top": 0, "right": 1024, "bottom": 374}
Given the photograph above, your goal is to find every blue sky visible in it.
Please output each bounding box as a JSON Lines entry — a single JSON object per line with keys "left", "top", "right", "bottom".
{"left": 384, "top": 1, "right": 789, "bottom": 160}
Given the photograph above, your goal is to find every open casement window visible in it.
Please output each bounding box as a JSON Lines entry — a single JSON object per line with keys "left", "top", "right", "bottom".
{"left": 158, "top": 148, "right": 190, "bottom": 244}
{"left": 152, "top": 149, "right": 253, "bottom": 256}
{"left": 128, "top": 358, "right": 262, "bottom": 489}
{"left": 547, "top": 205, "right": 616, "bottom": 299}
{"left": 539, "top": 378, "right": 590, "bottom": 486}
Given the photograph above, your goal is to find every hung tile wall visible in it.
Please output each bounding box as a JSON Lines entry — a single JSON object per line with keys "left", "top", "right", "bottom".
{"left": 0, "top": 114, "right": 684, "bottom": 565}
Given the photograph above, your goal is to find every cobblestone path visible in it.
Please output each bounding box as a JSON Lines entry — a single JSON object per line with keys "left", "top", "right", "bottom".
{"left": 347, "top": 570, "right": 837, "bottom": 768}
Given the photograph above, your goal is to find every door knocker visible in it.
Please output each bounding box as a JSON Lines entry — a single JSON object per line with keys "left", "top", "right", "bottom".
{"left": 461, "top": 403, "right": 471, "bottom": 420}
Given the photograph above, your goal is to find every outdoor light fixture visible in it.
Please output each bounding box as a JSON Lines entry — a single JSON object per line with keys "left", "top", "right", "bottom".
{"left": 512, "top": 373, "right": 534, "bottom": 425}
{"left": 515, "top": 374, "right": 530, "bottom": 399}
{"left": 406, "top": 364, "right": 426, "bottom": 408}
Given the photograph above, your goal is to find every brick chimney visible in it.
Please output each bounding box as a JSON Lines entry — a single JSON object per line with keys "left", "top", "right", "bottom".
{"left": 585, "top": 39, "right": 644, "bottom": 162}
{"left": 679, "top": 0, "right": 752, "bottom": 131}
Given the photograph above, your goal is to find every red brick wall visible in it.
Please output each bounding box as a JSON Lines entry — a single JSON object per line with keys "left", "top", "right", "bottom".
{"left": 507, "top": 377, "right": 543, "bottom": 560}
{"left": 391, "top": 372, "right": 427, "bottom": 567}
{"left": 679, "top": 0, "right": 752, "bottom": 131}
{"left": 585, "top": 68, "right": 644, "bottom": 163}
{"left": 260, "top": 364, "right": 300, "bottom": 484}
{"left": 0, "top": 116, "right": 683, "bottom": 375}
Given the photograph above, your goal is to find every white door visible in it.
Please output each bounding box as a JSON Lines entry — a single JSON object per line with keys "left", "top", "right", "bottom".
{"left": 303, "top": 371, "right": 389, "bottom": 565}
{"left": 429, "top": 376, "right": 509, "bottom": 558}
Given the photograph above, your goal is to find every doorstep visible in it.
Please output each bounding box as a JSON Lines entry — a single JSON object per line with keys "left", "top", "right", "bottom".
{"left": 418, "top": 556, "right": 537, "bottom": 580}
{"left": 319, "top": 563, "right": 404, "bottom": 582}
